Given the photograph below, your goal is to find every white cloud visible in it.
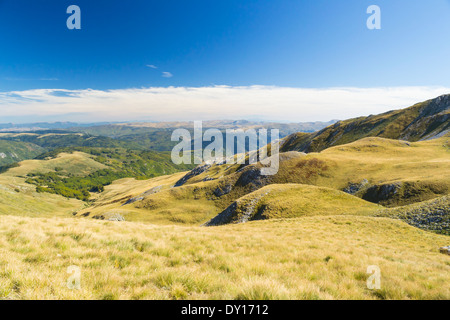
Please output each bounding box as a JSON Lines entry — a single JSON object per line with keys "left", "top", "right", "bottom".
{"left": 162, "top": 72, "right": 173, "bottom": 78}
{"left": 0, "top": 85, "right": 448, "bottom": 123}
{"left": 146, "top": 65, "right": 158, "bottom": 69}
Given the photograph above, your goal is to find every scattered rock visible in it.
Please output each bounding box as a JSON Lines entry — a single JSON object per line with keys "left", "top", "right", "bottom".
{"left": 343, "top": 179, "right": 369, "bottom": 195}
{"left": 235, "top": 166, "right": 271, "bottom": 190}
{"left": 122, "top": 185, "right": 162, "bottom": 206}
{"left": 174, "top": 163, "right": 212, "bottom": 187}
{"left": 213, "top": 184, "right": 233, "bottom": 197}
{"left": 93, "top": 212, "right": 125, "bottom": 221}
{"left": 108, "top": 213, "right": 125, "bottom": 222}
{"left": 374, "top": 195, "right": 450, "bottom": 235}
{"left": 440, "top": 246, "right": 450, "bottom": 256}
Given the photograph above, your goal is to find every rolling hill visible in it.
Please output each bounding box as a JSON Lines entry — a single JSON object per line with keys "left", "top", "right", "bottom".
{"left": 73, "top": 134, "right": 449, "bottom": 233}
{"left": 204, "top": 184, "right": 381, "bottom": 226}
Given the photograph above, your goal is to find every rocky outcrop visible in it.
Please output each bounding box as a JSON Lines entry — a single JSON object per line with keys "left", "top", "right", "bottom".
{"left": 213, "top": 184, "right": 233, "bottom": 197}
{"left": 362, "top": 181, "right": 448, "bottom": 207}
{"left": 204, "top": 192, "right": 269, "bottom": 226}
{"left": 235, "top": 166, "right": 272, "bottom": 190}
{"left": 203, "top": 202, "right": 238, "bottom": 226}
{"left": 122, "top": 185, "right": 163, "bottom": 206}
{"left": 174, "top": 163, "right": 212, "bottom": 187}
{"left": 343, "top": 179, "right": 369, "bottom": 195}
{"left": 375, "top": 195, "right": 450, "bottom": 235}
{"left": 363, "top": 183, "right": 402, "bottom": 204}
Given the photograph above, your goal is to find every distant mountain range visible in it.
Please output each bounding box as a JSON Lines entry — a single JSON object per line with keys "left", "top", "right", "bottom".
{"left": 0, "top": 122, "right": 110, "bottom": 132}
{"left": 0, "top": 120, "right": 338, "bottom": 135}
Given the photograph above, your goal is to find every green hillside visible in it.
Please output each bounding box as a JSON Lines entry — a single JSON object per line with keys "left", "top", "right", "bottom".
{"left": 0, "top": 140, "right": 45, "bottom": 166}
{"left": 5, "top": 148, "right": 194, "bottom": 201}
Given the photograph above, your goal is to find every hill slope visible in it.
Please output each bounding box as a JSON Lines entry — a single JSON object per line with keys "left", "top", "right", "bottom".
{"left": 281, "top": 94, "right": 450, "bottom": 153}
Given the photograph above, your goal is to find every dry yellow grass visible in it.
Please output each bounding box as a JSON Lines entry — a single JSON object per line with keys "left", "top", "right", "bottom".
{"left": 76, "top": 172, "right": 205, "bottom": 224}
{"left": 0, "top": 214, "right": 448, "bottom": 300}
{"left": 314, "top": 137, "right": 450, "bottom": 188}
{"left": 0, "top": 176, "right": 83, "bottom": 218}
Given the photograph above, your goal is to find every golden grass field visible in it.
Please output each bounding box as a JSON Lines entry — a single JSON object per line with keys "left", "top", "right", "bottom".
{"left": 0, "top": 214, "right": 448, "bottom": 300}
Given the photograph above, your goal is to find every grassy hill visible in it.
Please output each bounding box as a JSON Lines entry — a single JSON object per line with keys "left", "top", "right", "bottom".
{"left": 0, "top": 148, "right": 193, "bottom": 220}
{"left": 204, "top": 184, "right": 381, "bottom": 226}
{"left": 3, "top": 152, "right": 108, "bottom": 177}
{"left": 281, "top": 94, "right": 450, "bottom": 153}
{"left": 0, "top": 214, "right": 448, "bottom": 299}
{"left": 0, "top": 174, "right": 83, "bottom": 218}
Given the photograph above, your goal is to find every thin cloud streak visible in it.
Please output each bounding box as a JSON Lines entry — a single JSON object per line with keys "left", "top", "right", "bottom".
{"left": 0, "top": 86, "right": 449, "bottom": 123}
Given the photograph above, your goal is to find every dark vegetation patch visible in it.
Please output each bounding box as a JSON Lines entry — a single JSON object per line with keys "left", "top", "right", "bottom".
{"left": 25, "top": 148, "right": 194, "bottom": 201}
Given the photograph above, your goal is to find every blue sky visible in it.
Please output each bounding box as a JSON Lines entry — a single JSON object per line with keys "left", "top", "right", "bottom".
{"left": 1, "top": 0, "right": 450, "bottom": 122}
